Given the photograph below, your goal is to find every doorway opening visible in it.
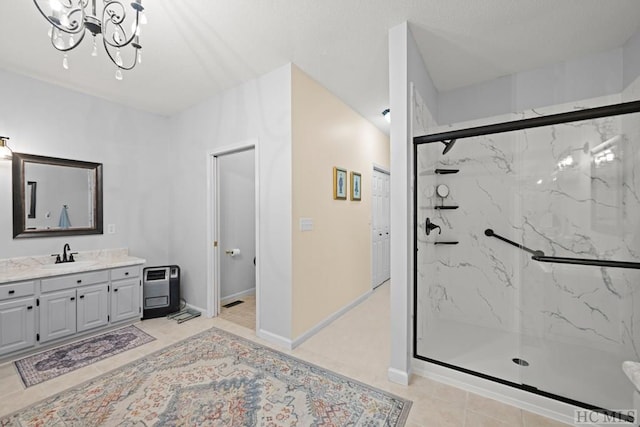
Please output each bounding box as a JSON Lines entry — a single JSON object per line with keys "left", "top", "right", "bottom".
{"left": 207, "top": 142, "right": 258, "bottom": 331}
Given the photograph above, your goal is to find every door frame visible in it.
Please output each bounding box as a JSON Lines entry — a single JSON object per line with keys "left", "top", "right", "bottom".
{"left": 206, "top": 139, "right": 260, "bottom": 331}
{"left": 372, "top": 164, "right": 390, "bottom": 288}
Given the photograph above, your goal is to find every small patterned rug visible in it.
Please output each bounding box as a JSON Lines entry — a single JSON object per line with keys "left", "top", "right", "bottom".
{"left": 3, "top": 327, "right": 411, "bottom": 426}
{"left": 15, "top": 325, "right": 155, "bottom": 387}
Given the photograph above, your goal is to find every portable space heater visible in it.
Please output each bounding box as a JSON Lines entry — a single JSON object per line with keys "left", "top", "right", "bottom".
{"left": 142, "top": 265, "right": 180, "bottom": 319}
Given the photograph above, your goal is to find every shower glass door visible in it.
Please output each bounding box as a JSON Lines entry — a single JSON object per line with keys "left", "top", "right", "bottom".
{"left": 414, "top": 98, "right": 640, "bottom": 420}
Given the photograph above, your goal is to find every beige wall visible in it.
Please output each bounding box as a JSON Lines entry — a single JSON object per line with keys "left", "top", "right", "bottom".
{"left": 291, "top": 65, "right": 390, "bottom": 339}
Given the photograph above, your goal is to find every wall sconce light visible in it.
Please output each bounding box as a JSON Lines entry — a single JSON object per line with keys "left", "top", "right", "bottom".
{"left": 0, "top": 136, "right": 12, "bottom": 160}
{"left": 382, "top": 108, "right": 391, "bottom": 123}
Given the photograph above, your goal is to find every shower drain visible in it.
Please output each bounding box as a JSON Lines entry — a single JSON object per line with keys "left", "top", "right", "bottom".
{"left": 512, "top": 358, "right": 530, "bottom": 367}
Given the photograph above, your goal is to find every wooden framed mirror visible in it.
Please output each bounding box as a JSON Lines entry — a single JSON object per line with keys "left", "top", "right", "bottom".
{"left": 12, "top": 153, "right": 103, "bottom": 238}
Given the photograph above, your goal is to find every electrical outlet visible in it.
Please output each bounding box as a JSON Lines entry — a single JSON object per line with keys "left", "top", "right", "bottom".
{"left": 107, "top": 224, "right": 116, "bottom": 234}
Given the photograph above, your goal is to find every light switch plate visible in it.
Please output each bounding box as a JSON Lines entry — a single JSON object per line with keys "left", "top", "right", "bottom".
{"left": 107, "top": 224, "right": 116, "bottom": 234}
{"left": 300, "top": 218, "right": 313, "bottom": 232}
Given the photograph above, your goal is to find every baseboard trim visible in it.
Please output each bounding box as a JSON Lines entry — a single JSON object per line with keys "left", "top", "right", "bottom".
{"left": 388, "top": 367, "right": 410, "bottom": 385}
{"left": 220, "top": 288, "right": 255, "bottom": 305}
{"left": 412, "top": 358, "right": 577, "bottom": 425}
{"left": 256, "top": 329, "right": 293, "bottom": 350}
{"left": 291, "top": 290, "right": 373, "bottom": 349}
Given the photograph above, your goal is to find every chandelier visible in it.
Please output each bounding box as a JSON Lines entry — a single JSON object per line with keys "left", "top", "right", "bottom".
{"left": 33, "top": 0, "right": 146, "bottom": 80}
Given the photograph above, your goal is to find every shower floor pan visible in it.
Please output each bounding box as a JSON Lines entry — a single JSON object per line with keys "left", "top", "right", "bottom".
{"left": 417, "top": 318, "right": 632, "bottom": 412}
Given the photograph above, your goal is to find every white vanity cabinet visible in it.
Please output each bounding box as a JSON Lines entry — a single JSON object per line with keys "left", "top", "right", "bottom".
{"left": 110, "top": 266, "right": 142, "bottom": 323}
{"left": 39, "top": 289, "right": 77, "bottom": 343}
{"left": 0, "top": 261, "right": 143, "bottom": 359}
{"left": 0, "top": 281, "right": 36, "bottom": 356}
{"left": 77, "top": 283, "right": 109, "bottom": 333}
{"left": 40, "top": 270, "right": 109, "bottom": 343}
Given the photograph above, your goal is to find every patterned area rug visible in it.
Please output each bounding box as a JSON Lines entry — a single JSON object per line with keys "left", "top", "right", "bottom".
{"left": 3, "top": 327, "right": 411, "bottom": 426}
{"left": 15, "top": 325, "right": 155, "bottom": 387}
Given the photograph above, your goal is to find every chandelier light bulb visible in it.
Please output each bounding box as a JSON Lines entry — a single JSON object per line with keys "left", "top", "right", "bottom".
{"left": 140, "top": 13, "right": 148, "bottom": 25}
{"left": 49, "top": 0, "right": 62, "bottom": 11}
{"left": 62, "top": 54, "right": 69, "bottom": 70}
{"left": 47, "top": 26, "right": 53, "bottom": 38}
{"left": 115, "top": 49, "right": 123, "bottom": 67}
{"left": 114, "top": 31, "right": 122, "bottom": 44}
{"left": 91, "top": 39, "right": 98, "bottom": 57}
{"left": 115, "top": 69, "right": 123, "bottom": 81}
{"left": 54, "top": 37, "right": 64, "bottom": 49}
{"left": 60, "top": 14, "right": 69, "bottom": 27}
{"left": 137, "top": 51, "right": 142, "bottom": 64}
{"left": 69, "top": 35, "right": 74, "bottom": 47}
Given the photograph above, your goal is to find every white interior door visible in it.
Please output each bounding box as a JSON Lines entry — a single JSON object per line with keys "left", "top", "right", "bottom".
{"left": 217, "top": 149, "right": 256, "bottom": 303}
{"left": 372, "top": 168, "right": 390, "bottom": 288}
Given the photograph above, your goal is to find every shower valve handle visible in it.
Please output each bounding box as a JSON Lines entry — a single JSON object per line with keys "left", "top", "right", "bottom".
{"left": 425, "top": 218, "right": 442, "bottom": 236}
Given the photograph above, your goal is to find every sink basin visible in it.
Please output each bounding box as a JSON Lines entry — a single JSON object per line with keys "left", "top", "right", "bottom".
{"left": 40, "top": 261, "right": 97, "bottom": 270}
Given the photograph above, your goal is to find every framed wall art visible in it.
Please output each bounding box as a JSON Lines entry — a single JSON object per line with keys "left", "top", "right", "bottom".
{"left": 333, "top": 167, "right": 347, "bottom": 200}
{"left": 351, "top": 172, "right": 361, "bottom": 201}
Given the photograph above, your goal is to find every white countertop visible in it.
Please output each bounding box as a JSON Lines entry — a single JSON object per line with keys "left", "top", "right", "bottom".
{"left": 0, "top": 248, "right": 146, "bottom": 284}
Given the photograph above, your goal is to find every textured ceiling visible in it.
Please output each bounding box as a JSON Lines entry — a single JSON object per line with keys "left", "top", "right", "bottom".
{"left": 0, "top": 1, "right": 639, "bottom": 132}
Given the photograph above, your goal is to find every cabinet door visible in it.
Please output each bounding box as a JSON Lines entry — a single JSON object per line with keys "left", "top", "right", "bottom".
{"left": 77, "top": 283, "right": 109, "bottom": 333}
{"left": 40, "top": 289, "right": 76, "bottom": 343}
{"left": 0, "top": 297, "right": 36, "bottom": 356}
{"left": 111, "top": 279, "right": 141, "bottom": 323}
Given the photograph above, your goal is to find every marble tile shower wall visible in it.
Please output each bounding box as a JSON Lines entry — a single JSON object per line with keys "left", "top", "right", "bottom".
{"left": 414, "top": 90, "right": 640, "bottom": 361}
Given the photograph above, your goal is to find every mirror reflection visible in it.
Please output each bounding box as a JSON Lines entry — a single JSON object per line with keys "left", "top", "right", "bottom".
{"left": 12, "top": 153, "right": 103, "bottom": 238}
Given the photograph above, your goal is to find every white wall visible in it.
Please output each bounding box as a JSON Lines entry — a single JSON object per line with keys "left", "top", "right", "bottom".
{"left": 0, "top": 70, "right": 170, "bottom": 265}
{"left": 167, "top": 64, "right": 292, "bottom": 342}
{"left": 438, "top": 48, "right": 625, "bottom": 125}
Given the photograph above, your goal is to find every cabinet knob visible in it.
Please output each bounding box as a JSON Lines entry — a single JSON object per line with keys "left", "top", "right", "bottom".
{"left": 79, "top": 295, "right": 85, "bottom": 299}
{"left": 114, "top": 288, "right": 118, "bottom": 292}
{"left": 27, "top": 306, "right": 33, "bottom": 310}
{"left": 77, "top": 280, "right": 82, "bottom": 284}
{"left": 8, "top": 290, "right": 15, "bottom": 294}
{"left": 125, "top": 272, "right": 129, "bottom": 276}
{"left": 70, "top": 297, "right": 75, "bottom": 301}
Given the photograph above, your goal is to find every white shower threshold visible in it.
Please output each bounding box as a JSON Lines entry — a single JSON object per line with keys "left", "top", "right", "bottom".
{"left": 416, "top": 318, "right": 633, "bottom": 414}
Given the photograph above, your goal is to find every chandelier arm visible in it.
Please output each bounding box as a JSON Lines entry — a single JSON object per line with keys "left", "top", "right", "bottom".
{"left": 102, "top": 5, "right": 141, "bottom": 48}
{"left": 33, "top": 1, "right": 86, "bottom": 35}
{"left": 50, "top": 26, "right": 87, "bottom": 52}
{"left": 102, "top": 39, "right": 139, "bottom": 70}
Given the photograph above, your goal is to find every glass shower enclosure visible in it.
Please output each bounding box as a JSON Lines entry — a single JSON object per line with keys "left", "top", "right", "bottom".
{"left": 413, "top": 99, "right": 640, "bottom": 423}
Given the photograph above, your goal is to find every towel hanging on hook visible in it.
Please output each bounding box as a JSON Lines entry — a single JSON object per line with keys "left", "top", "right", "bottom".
{"left": 58, "top": 205, "right": 71, "bottom": 229}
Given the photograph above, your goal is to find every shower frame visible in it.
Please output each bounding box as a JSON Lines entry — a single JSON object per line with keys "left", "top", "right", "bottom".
{"left": 412, "top": 99, "right": 640, "bottom": 423}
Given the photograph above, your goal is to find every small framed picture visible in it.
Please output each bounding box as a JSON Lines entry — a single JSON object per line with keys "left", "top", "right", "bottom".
{"left": 333, "top": 167, "right": 347, "bottom": 200}
{"left": 351, "top": 172, "right": 361, "bottom": 201}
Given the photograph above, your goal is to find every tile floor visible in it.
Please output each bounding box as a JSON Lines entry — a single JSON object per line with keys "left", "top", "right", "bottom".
{"left": 0, "top": 282, "right": 570, "bottom": 426}
{"left": 219, "top": 294, "right": 256, "bottom": 330}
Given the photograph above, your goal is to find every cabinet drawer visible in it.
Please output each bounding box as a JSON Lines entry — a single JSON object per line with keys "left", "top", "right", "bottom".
{"left": 0, "top": 281, "right": 36, "bottom": 301}
{"left": 41, "top": 270, "right": 109, "bottom": 293}
{"left": 111, "top": 266, "right": 140, "bottom": 281}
